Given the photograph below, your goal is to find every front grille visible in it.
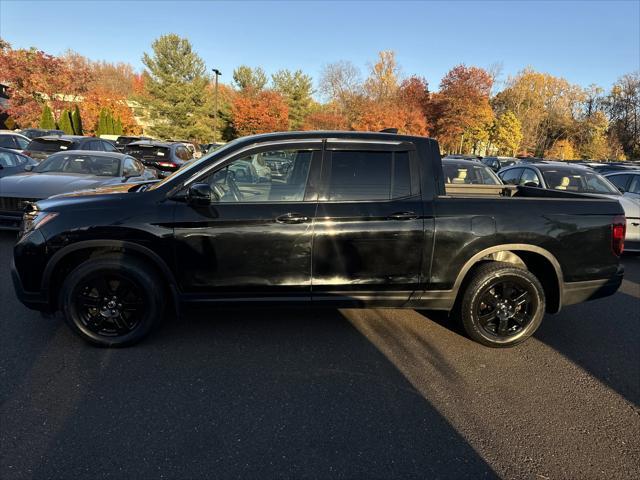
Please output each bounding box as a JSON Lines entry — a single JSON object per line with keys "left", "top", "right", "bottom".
{"left": 0, "top": 197, "right": 39, "bottom": 213}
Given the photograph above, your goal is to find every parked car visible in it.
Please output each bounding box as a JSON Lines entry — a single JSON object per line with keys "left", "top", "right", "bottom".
{"left": 0, "top": 151, "right": 155, "bottom": 230}
{"left": 0, "top": 131, "right": 31, "bottom": 153}
{"left": 0, "top": 147, "right": 38, "bottom": 178}
{"left": 442, "top": 158, "right": 502, "bottom": 184}
{"left": 498, "top": 161, "right": 640, "bottom": 251}
{"left": 11, "top": 131, "right": 625, "bottom": 348}
{"left": 605, "top": 170, "right": 640, "bottom": 251}
{"left": 443, "top": 154, "right": 482, "bottom": 161}
{"left": 123, "top": 141, "right": 193, "bottom": 177}
{"left": 481, "top": 156, "right": 521, "bottom": 172}
{"left": 114, "top": 135, "right": 153, "bottom": 152}
{"left": 19, "top": 128, "right": 65, "bottom": 139}
{"left": 23, "top": 135, "right": 119, "bottom": 161}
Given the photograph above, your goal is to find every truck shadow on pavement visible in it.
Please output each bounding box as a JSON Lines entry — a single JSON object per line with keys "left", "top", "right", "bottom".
{"left": 2, "top": 306, "right": 497, "bottom": 479}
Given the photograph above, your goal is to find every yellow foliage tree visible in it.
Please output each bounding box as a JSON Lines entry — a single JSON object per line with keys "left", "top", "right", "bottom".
{"left": 490, "top": 111, "right": 523, "bottom": 155}
{"left": 545, "top": 139, "right": 576, "bottom": 160}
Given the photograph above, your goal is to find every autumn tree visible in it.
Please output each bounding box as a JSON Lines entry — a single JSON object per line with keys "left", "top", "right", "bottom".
{"left": 302, "top": 106, "right": 348, "bottom": 131}
{"left": 233, "top": 66, "right": 268, "bottom": 92}
{"left": 81, "top": 86, "right": 139, "bottom": 135}
{"left": 39, "top": 105, "right": 56, "bottom": 129}
{"left": 272, "top": 69, "right": 314, "bottom": 129}
{"left": 489, "top": 111, "right": 523, "bottom": 155}
{"left": 430, "top": 65, "right": 494, "bottom": 153}
{"left": 545, "top": 139, "right": 576, "bottom": 160}
{"left": 319, "top": 60, "right": 363, "bottom": 112}
{"left": 0, "top": 45, "right": 74, "bottom": 127}
{"left": 605, "top": 72, "right": 639, "bottom": 158}
{"left": 493, "top": 68, "right": 585, "bottom": 156}
{"left": 139, "top": 34, "right": 213, "bottom": 141}
{"left": 230, "top": 90, "right": 288, "bottom": 136}
{"left": 351, "top": 100, "right": 428, "bottom": 135}
{"left": 364, "top": 50, "right": 400, "bottom": 102}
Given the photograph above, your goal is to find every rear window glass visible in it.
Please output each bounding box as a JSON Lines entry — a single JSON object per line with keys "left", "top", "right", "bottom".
{"left": 125, "top": 145, "right": 170, "bottom": 160}
{"left": 27, "top": 139, "right": 72, "bottom": 152}
{"left": 34, "top": 154, "right": 120, "bottom": 176}
{"left": 541, "top": 168, "right": 620, "bottom": 195}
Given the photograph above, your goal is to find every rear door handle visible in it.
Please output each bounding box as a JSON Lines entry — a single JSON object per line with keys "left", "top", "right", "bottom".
{"left": 388, "top": 211, "right": 418, "bottom": 221}
{"left": 276, "top": 213, "right": 310, "bottom": 224}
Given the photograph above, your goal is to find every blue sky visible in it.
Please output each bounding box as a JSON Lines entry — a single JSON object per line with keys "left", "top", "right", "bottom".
{"left": 1, "top": 0, "right": 638, "bottom": 95}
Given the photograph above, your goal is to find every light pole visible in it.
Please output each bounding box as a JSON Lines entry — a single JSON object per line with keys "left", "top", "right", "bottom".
{"left": 212, "top": 68, "right": 222, "bottom": 144}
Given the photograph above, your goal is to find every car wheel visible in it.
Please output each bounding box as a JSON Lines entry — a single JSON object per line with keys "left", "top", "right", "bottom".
{"left": 459, "top": 262, "right": 545, "bottom": 348}
{"left": 60, "top": 256, "right": 164, "bottom": 347}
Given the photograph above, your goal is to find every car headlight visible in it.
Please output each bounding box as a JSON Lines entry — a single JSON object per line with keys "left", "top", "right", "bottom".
{"left": 22, "top": 210, "right": 58, "bottom": 234}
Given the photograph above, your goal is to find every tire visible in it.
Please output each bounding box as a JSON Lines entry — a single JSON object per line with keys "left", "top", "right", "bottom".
{"left": 60, "top": 256, "right": 165, "bottom": 347}
{"left": 458, "top": 261, "right": 545, "bottom": 348}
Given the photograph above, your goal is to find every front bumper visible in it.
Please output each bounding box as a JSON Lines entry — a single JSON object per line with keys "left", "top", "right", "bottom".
{"left": 11, "top": 257, "right": 51, "bottom": 312}
{"left": 562, "top": 265, "right": 625, "bottom": 307}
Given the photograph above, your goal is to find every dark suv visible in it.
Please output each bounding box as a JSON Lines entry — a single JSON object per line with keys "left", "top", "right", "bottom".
{"left": 23, "top": 136, "right": 119, "bottom": 161}
{"left": 114, "top": 135, "right": 153, "bottom": 152}
{"left": 123, "top": 141, "right": 193, "bottom": 176}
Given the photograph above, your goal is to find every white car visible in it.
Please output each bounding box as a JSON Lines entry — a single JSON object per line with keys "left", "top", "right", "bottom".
{"left": 0, "top": 131, "right": 31, "bottom": 153}
{"left": 604, "top": 170, "right": 640, "bottom": 252}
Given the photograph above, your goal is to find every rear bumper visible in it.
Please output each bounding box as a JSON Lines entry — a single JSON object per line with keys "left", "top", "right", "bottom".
{"left": 562, "top": 265, "right": 624, "bottom": 307}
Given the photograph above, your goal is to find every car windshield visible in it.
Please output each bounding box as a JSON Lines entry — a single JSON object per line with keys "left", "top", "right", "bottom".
{"left": 442, "top": 161, "right": 502, "bottom": 185}
{"left": 34, "top": 154, "right": 121, "bottom": 176}
{"left": 541, "top": 168, "right": 620, "bottom": 195}
{"left": 147, "top": 137, "right": 244, "bottom": 190}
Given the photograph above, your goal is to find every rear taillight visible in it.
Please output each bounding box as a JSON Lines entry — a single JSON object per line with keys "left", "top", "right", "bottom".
{"left": 612, "top": 215, "right": 626, "bottom": 256}
{"left": 157, "top": 162, "right": 175, "bottom": 168}
{"left": 23, "top": 151, "right": 32, "bottom": 157}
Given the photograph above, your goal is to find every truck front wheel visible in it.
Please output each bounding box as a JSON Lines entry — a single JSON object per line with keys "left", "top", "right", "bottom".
{"left": 459, "top": 262, "right": 545, "bottom": 348}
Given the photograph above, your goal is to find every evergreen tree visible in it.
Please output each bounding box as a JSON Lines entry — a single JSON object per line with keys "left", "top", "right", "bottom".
{"left": 272, "top": 69, "right": 314, "bottom": 129}
{"left": 71, "top": 105, "right": 83, "bottom": 135}
{"left": 58, "top": 109, "right": 74, "bottom": 134}
{"left": 139, "top": 34, "right": 213, "bottom": 140}
{"left": 114, "top": 117, "right": 124, "bottom": 135}
{"left": 39, "top": 105, "right": 56, "bottom": 129}
{"left": 96, "top": 108, "right": 108, "bottom": 136}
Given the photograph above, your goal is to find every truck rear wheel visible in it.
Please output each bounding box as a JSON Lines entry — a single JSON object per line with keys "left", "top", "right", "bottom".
{"left": 60, "top": 256, "right": 165, "bottom": 347}
{"left": 459, "top": 262, "right": 545, "bottom": 348}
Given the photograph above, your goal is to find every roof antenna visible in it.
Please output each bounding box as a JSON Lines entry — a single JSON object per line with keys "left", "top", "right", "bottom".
{"left": 379, "top": 128, "right": 398, "bottom": 134}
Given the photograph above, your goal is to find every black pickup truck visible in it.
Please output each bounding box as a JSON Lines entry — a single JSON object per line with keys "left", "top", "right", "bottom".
{"left": 11, "top": 131, "right": 626, "bottom": 347}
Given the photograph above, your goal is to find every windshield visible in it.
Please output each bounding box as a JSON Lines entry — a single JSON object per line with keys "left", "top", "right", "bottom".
{"left": 34, "top": 153, "right": 121, "bottom": 176}
{"left": 442, "top": 161, "right": 502, "bottom": 185}
{"left": 147, "top": 137, "right": 244, "bottom": 190}
{"left": 541, "top": 168, "right": 620, "bottom": 195}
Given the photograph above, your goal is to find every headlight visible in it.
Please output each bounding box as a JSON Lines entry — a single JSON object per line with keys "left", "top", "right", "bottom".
{"left": 22, "top": 211, "right": 58, "bottom": 234}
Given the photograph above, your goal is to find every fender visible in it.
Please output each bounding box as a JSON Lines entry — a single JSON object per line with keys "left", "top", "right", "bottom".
{"left": 42, "top": 239, "right": 180, "bottom": 305}
{"left": 452, "top": 243, "right": 564, "bottom": 306}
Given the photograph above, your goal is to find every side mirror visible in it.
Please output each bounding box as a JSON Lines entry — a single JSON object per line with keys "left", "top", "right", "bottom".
{"left": 187, "top": 183, "right": 217, "bottom": 206}
{"left": 24, "top": 165, "right": 33, "bottom": 172}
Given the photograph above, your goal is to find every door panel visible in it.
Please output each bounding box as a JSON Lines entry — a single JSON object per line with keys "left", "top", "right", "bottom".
{"left": 172, "top": 148, "right": 321, "bottom": 300}
{"left": 311, "top": 147, "right": 425, "bottom": 306}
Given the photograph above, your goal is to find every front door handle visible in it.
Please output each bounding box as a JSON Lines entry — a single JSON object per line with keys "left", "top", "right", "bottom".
{"left": 276, "top": 213, "right": 310, "bottom": 224}
{"left": 388, "top": 211, "right": 418, "bottom": 220}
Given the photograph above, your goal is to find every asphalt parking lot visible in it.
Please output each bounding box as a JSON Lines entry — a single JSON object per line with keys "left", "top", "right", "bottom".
{"left": 0, "top": 231, "right": 638, "bottom": 480}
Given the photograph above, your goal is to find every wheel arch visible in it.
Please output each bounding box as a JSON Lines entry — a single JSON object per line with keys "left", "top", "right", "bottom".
{"left": 453, "top": 244, "right": 564, "bottom": 313}
{"left": 42, "top": 240, "right": 179, "bottom": 311}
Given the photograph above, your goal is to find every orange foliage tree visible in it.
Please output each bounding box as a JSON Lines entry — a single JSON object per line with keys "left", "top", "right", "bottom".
{"left": 230, "top": 90, "right": 289, "bottom": 137}
{"left": 351, "top": 100, "right": 428, "bottom": 136}
{"left": 81, "top": 86, "right": 140, "bottom": 135}
{"left": 430, "top": 65, "right": 494, "bottom": 153}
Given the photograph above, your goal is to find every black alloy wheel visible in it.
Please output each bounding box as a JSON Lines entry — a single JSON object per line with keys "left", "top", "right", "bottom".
{"left": 460, "top": 261, "right": 546, "bottom": 348}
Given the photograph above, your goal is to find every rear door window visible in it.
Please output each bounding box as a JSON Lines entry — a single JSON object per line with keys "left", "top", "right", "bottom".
{"left": 0, "top": 136, "right": 17, "bottom": 149}
{"left": 607, "top": 174, "right": 631, "bottom": 191}
{"left": 324, "top": 150, "right": 412, "bottom": 201}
